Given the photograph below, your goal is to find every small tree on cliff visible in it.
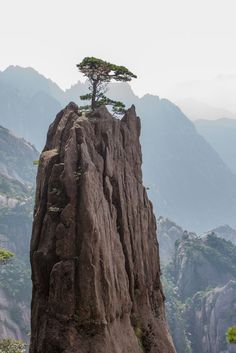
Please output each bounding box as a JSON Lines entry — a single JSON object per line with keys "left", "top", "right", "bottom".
{"left": 76, "top": 57, "right": 137, "bottom": 114}
{"left": 226, "top": 326, "right": 236, "bottom": 344}
{"left": 0, "top": 247, "right": 13, "bottom": 263}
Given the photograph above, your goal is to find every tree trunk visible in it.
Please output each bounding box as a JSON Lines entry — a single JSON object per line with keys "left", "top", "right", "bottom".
{"left": 91, "top": 81, "right": 97, "bottom": 111}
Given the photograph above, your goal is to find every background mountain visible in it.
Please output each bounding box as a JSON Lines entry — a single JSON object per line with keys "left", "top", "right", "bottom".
{"left": 157, "top": 217, "right": 184, "bottom": 265}
{"left": 1, "top": 66, "right": 236, "bottom": 232}
{"left": 162, "top": 227, "right": 236, "bottom": 353}
{"left": 0, "top": 66, "right": 64, "bottom": 102}
{"left": 0, "top": 125, "right": 38, "bottom": 184}
{"left": 209, "top": 225, "right": 236, "bottom": 245}
{"left": 0, "top": 66, "right": 62, "bottom": 148}
{"left": 0, "top": 126, "right": 38, "bottom": 343}
{"left": 135, "top": 95, "right": 236, "bottom": 231}
{"left": 175, "top": 98, "right": 235, "bottom": 120}
{"left": 195, "top": 118, "right": 236, "bottom": 175}
{"left": 167, "top": 74, "right": 236, "bottom": 116}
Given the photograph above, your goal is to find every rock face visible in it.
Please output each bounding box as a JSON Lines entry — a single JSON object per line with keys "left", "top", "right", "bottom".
{"left": 30, "top": 104, "right": 175, "bottom": 353}
{"left": 163, "top": 230, "right": 236, "bottom": 353}
{"left": 186, "top": 281, "right": 236, "bottom": 353}
{"left": 171, "top": 233, "right": 236, "bottom": 300}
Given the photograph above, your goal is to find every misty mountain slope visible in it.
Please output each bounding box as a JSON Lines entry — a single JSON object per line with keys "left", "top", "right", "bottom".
{"left": 0, "top": 125, "right": 38, "bottom": 183}
{"left": 195, "top": 118, "right": 236, "bottom": 175}
{"left": 186, "top": 280, "right": 236, "bottom": 353}
{"left": 0, "top": 184, "right": 32, "bottom": 342}
{"left": 157, "top": 217, "right": 184, "bottom": 265}
{"left": 64, "top": 80, "right": 88, "bottom": 105}
{"left": 175, "top": 98, "right": 235, "bottom": 120}
{"left": 0, "top": 125, "right": 38, "bottom": 184}
{"left": 134, "top": 95, "right": 236, "bottom": 231}
{"left": 167, "top": 74, "right": 236, "bottom": 115}
{"left": 163, "top": 230, "right": 236, "bottom": 353}
{"left": 202, "top": 225, "right": 236, "bottom": 245}
{"left": 0, "top": 123, "right": 37, "bottom": 262}
{"left": 0, "top": 122, "right": 37, "bottom": 342}
{"left": 171, "top": 233, "right": 236, "bottom": 299}
{"left": 0, "top": 66, "right": 62, "bottom": 149}
{"left": 0, "top": 65, "right": 64, "bottom": 102}
{"left": 1, "top": 66, "right": 236, "bottom": 231}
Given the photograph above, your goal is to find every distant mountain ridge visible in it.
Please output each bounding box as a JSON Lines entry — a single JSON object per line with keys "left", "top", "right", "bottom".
{"left": 0, "top": 122, "right": 38, "bottom": 343}
{"left": 0, "top": 66, "right": 62, "bottom": 148}
{"left": 203, "top": 224, "right": 236, "bottom": 245}
{"left": 1, "top": 66, "right": 236, "bottom": 231}
{"left": 134, "top": 95, "right": 236, "bottom": 231}
{"left": 0, "top": 65, "right": 64, "bottom": 101}
{"left": 195, "top": 118, "right": 236, "bottom": 175}
{"left": 175, "top": 98, "right": 235, "bottom": 120}
{"left": 167, "top": 74, "right": 236, "bottom": 115}
{"left": 0, "top": 124, "right": 38, "bottom": 185}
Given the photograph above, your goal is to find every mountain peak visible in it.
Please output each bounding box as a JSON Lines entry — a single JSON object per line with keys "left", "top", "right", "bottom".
{"left": 0, "top": 65, "right": 64, "bottom": 102}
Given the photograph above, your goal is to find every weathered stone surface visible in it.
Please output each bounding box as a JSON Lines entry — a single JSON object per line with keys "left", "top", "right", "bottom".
{"left": 186, "top": 281, "right": 236, "bottom": 353}
{"left": 164, "top": 231, "right": 236, "bottom": 353}
{"left": 30, "top": 104, "right": 176, "bottom": 353}
{"left": 171, "top": 233, "right": 235, "bottom": 300}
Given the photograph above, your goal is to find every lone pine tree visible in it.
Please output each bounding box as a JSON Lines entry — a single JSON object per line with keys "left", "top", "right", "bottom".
{"left": 76, "top": 57, "right": 137, "bottom": 114}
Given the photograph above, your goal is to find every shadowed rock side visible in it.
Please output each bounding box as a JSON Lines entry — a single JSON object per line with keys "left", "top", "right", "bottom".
{"left": 29, "top": 103, "right": 176, "bottom": 353}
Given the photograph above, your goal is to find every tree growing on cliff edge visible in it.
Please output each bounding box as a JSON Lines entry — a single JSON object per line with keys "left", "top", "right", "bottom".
{"left": 76, "top": 57, "right": 137, "bottom": 114}
{"left": 226, "top": 326, "right": 236, "bottom": 343}
{"left": 0, "top": 247, "right": 13, "bottom": 263}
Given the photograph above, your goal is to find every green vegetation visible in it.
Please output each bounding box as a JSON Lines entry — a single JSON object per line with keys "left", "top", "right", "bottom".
{"left": 0, "top": 247, "right": 13, "bottom": 262}
{"left": 226, "top": 326, "right": 236, "bottom": 343}
{"left": 0, "top": 338, "right": 26, "bottom": 353}
{"left": 76, "top": 57, "right": 137, "bottom": 114}
{"left": 131, "top": 314, "right": 145, "bottom": 353}
{"left": 184, "top": 233, "right": 236, "bottom": 275}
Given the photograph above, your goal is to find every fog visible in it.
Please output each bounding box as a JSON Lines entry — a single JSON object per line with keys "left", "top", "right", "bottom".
{"left": 1, "top": 0, "right": 236, "bottom": 118}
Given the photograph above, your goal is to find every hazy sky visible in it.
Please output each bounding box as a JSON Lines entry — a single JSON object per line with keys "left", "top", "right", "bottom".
{"left": 1, "top": 0, "right": 236, "bottom": 99}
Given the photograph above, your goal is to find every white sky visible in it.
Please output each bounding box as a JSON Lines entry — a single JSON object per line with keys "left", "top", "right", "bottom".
{"left": 1, "top": 0, "right": 236, "bottom": 99}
